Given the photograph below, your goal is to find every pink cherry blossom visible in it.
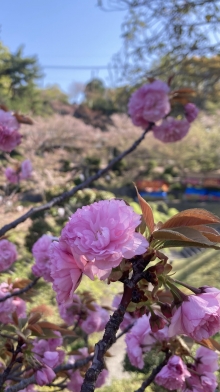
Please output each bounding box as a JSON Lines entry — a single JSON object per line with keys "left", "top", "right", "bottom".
{"left": 183, "top": 372, "right": 217, "bottom": 392}
{"left": 35, "top": 365, "right": 55, "bottom": 386}
{"left": 200, "top": 286, "right": 220, "bottom": 293}
{"left": 32, "top": 235, "right": 53, "bottom": 282}
{"left": 81, "top": 304, "right": 109, "bottom": 334}
{"left": 169, "top": 292, "right": 220, "bottom": 341}
{"left": 33, "top": 335, "right": 64, "bottom": 366}
{"left": 67, "top": 370, "right": 84, "bottom": 392}
{"left": 32, "top": 339, "right": 49, "bottom": 357}
{"left": 50, "top": 240, "right": 83, "bottom": 304}
{"left": 153, "top": 117, "right": 190, "bottom": 143}
{"left": 185, "top": 103, "right": 199, "bottom": 123}
{"left": 195, "top": 346, "right": 219, "bottom": 373}
{"left": 5, "top": 160, "right": 32, "bottom": 184}
{"left": 128, "top": 80, "right": 170, "bottom": 127}
{"left": 12, "top": 296, "right": 26, "bottom": 318}
{"left": 155, "top": 355, "right": 191, "bottom": 390}
{"left": 47, "top": 331, "right": 63, "bottom": 351}
{"left": 20, "top": 159, "right": 32, "bottom": 180}
{"left": 125, "top": 314, "right": 155, "bottom": 369}
{"left": 61, "top": 199, "right": 148, "bottom": 270}
{"left": 50, "top": 239, "right": 110, "bottom": 304}
{"left": 95, "top": 369, "right": 109, "bottom": 388}
{"left": 0, "top": 283, "right": 26, "bottom": 324}
{"left": 0, "top": 284, "right": 15, "bottom": 324}
{"left": 58, "top": 295, "right": 82, "bottom": 325}
{"left": 0, "top": 239, "right": 17, "bottom": 272}
{"left": 43, "top": 351, "right": 60, "bottom": 368}
{"left": 0, "top": 109, "right": 21, "bottom": 152}
{"left": 5, "top": 167, "right": 19, "bottom": 184}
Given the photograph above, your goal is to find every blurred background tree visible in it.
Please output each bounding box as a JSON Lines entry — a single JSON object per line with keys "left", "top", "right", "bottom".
{"left": 98, "top": 0, "right": 220, "bottom": 108}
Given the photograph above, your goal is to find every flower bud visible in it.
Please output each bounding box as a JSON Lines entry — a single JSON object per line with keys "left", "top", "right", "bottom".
{"left": 149, "top": 313, "right": 166, "bottom": 333}
{"left": 160, "top": 302, "right": 173, "bottom": 318}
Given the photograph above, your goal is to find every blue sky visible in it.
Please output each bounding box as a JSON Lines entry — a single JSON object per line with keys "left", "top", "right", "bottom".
{"left": 0, "top": 1, "right": 125, "bottom": 94}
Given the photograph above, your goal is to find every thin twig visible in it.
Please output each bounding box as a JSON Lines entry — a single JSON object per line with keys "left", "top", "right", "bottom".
{"left": 115, "top": 322, "right": 134, "bottom": 340}
{"left": 0, "top": 126, "right": 151, "bottom": 238}
{"left": 0, "top": 277, "right": 40, "bottom": 303}
{"left": 134, "top": 352, "right": 171, "bottom": 392}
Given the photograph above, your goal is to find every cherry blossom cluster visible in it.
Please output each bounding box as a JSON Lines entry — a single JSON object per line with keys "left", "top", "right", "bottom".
{"left": 48, "top": 199, "right": 148, "bottom": 305}
{"left": 0, "top": 109, "right": 22, "bottom": 152}
{"left": 58, "top": 293, "right": 109, "bottom": 334}
{"left": 155, "top": 346, "right": 219, "bottom": 391}
{"left": 128, "top": 80, "right": 199, "bottom": 142}
{"left": 0, "top": 239, "right": 17, "bottom": 272}
{"left": 32, "top": 332, "right": 65, "bottom": 386}
{"left": 0, "top": 282, "right": 26, "bottom": 324}
{"left": 123, "top": 304, "right": 219, "bottom": 391}
{"left": 5, "top": 159, "right": 33, "bottom": 184}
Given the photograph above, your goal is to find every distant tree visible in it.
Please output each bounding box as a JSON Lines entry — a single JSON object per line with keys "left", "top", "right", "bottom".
{"left": 0, "top": 45, "right": 41, "bottom": 99}
{"left": 84, "top": 78, "right": 105, "bottom": 106}
{"left": 98, "top": 0, "right": 220, "bottom": 85}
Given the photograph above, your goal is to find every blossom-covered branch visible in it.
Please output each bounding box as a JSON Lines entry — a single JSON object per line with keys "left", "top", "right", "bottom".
{"left": 0, "top": 125, "right": 151, "bottom": 238}
{"left": 81, "top": 252, "right": 154, "bottom": 392}
{"left": 5, "top": 356, "right": 94, "bottom": 392}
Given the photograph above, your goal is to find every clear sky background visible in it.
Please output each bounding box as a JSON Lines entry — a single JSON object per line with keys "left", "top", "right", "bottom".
{"left": 0, "top": 0, "right": 125, "bottom": 94}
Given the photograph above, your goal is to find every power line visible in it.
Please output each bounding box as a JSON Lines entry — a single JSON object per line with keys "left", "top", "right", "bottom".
{"left": 43, "top": 65, "right": 111, "bottom": 70}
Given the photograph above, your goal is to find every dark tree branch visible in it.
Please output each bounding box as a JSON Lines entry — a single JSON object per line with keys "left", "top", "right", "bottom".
{"left": 0, "top": 277, "right": 40, "bottom": 303}
{"left": 80, "top": 252, "right": 154, "bottom": 392}
{"left": 0, "top": 126, "right": 152, "bottom": 238}
{"left": 0, "top": 338, "right": 24, "bottom": 388}
{"left": 4, "top": 300, "right": 135, "bottom": 392}
{"left": 134, "top": 351, "right": 171, "bottom": 392}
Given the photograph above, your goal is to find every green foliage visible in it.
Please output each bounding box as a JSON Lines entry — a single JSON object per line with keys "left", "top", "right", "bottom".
{"left": 172, "top": 249, "right": 220, "bottom": 290}
{"left": 25, "top": 218, "right": 53, "bottom": 252}
{"left": 130, "top": 201, "right": 178, "bottom": 224}
{"left": 98, "top": 0, "right": 220, "bottom": 93}
{"left": 122, "top": 350, "right": 168, "bottom": 391}
{"left": 0, "top": 41, "right": 69, "bottom": 115}
{"left": 69, "top": 188, "right": 115, "bottom": 209}
{"left": 83, "top": 78, "right": 133, "bottom": 114}
{"left": 99, "top": 375, "right": 149, "bottom": 392}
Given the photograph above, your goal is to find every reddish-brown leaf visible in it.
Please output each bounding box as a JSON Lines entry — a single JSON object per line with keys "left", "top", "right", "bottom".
{"left": 153, "top": 227, "right": 215, "bottom": 246}
{"left": 135, "top": 185, "right": 154, "bottom": 234}
{"left": 13, "top": 112, "right": 33, "bottom": 125}
{"left": 37, "top": 322, "right": 76, "bottom": 336}
{"left": 12, "top": 312, "right": 19, "bottom": 326}
{"left": 0, "top": 104, "right": 8, "bottom": 112}
{"left": 190, "top": 224, "right": 220, "bottom": 243}
{"left": 207, "top": 338, "right": 220, "bottom": 351}
{"left": 28, "top": 324, "right": 44, "bottom": 336}
{"left": 30, "top": 304, "right": 54, "bottom": 317}
{"left": 160, "top": 209, "right": 220, "bottom": 230}
{"left": 199, "top": 338, "right": 217, "bottom": 351}
{"left": 13, "top": 279, "right": 31, "bottom": 289}
{"left": 28, "top": 312, "right": 42, "bottom": 325}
